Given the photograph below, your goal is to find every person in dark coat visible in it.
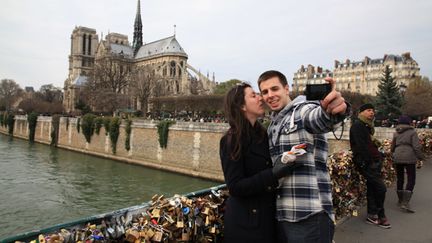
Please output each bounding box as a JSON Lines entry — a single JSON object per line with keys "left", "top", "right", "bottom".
{"left": 391, "top": 115, "right": 425, "bottom": 213}
{"left": 349, "top": 103, "right": 391, "bottom": 229}
{"left": 220, "top": 82, "right": 296, "bottom": 243}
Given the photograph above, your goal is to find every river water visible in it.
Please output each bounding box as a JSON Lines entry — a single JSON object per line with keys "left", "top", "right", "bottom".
{"left": 0, "top": 134, "right": 219, "bottom": 239}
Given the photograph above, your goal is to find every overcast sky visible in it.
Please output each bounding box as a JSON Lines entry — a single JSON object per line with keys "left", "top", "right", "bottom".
{"left": 1, "top": 0, "right": 431, "bottom": 91}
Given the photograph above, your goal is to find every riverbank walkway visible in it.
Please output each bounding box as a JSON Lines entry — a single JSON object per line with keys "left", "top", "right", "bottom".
{"left": 334, "top": 156, "right": 432, "bottom": 243}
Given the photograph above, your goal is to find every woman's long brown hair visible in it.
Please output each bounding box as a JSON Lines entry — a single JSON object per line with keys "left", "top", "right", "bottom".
{"left": 223, "top": 83, "right": 266, "bottom": 160}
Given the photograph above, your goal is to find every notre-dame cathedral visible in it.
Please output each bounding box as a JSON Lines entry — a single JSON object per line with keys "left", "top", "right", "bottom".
{"left": 63, "top": 0, "right": 216, "bottom": 113}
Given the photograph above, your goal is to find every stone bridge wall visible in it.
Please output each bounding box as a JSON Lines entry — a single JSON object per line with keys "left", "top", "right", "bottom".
{"left": 0, "top": 116, "right": 406, "bottom": 182}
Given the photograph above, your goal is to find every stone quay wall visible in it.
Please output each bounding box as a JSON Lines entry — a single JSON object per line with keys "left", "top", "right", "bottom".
{"left": 0, "top": 116, "right": 399, "bottom": 182}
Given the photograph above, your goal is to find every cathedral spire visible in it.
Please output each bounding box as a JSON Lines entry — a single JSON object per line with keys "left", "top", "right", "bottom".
{"left": 132, "top": 0, "right": 143, "bottom": 55}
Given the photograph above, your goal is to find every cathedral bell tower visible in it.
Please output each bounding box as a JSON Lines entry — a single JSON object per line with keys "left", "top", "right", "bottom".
{"left": 132, "top": 0, "right": 143, "bottom": 55}
{"left": 63, "top": 26, "right": 98, "bottom": 113}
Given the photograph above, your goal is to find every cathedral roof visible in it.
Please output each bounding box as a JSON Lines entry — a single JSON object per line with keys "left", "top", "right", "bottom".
{"left": 135, "top": 36, "right": 188, "bottom": 59}
{"left": 72, "top": 75, "right": 88, "bottom": 86}
{"left": 109, "top": 43, "right": 134, "bottom": 58}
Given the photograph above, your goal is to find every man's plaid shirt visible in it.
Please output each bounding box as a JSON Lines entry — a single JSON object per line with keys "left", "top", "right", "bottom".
{"left": 268, "top": 96, "right": 345, "bottom": 222}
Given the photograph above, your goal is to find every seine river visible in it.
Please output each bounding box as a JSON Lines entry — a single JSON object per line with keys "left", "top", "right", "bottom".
{"left": 0, "top": 134, "right": 219, "bottom": 239}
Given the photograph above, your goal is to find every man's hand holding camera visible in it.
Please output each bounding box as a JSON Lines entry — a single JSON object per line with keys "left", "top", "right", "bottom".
{"left": 320, "top": 77, "right": 347, "bottom": 115}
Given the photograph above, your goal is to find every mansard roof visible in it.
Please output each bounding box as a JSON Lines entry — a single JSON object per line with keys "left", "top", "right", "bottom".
{"left": 135, "top": 35, "right": 188, "bottom": 59}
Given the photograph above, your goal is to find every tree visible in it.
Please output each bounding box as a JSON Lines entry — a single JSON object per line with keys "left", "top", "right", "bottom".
{"left": 38, "top": 84, "right": 63, "bottom": 103}
{"left": 213, "top": 79, "right": 244, "bottom": 95}
{"left": 403, "top": 77, "right": 432, "bottom": 118}
{"left": 93, "top": 57, "right": 132, "bottom": 94}
{"left": 375, "top": 66, "right": 403, "bottom": 120}
{"left": 18, "top": 97, "right": 63, "bottom": 115}
{"left": 129, "top": 66, "right": 161, "bottom": 113}
{"left": 81, "top": 57, "right": 132, "bottom": 114}
{"left": 27, "top": 84, "right": 64, "bottom": 114}
{"left": 0, "top": 79, "right": 23, "bottom": 111}
{"left": 75, "top": 99, "right": 92, "bottom": 115}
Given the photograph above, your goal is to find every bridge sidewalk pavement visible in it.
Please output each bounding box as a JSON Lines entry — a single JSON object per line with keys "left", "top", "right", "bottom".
{"left": 334, "top": 157, "right": 432, "bottom": 243}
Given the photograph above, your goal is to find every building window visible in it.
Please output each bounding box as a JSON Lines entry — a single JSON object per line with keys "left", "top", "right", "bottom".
{"left": 82, "top": 34, "right": 86, "bottom": 54}
{"left": 170, "top": 61, "right": 176, "bottom": 77}
{"left": 88, "top": 35, "right": 92, "bottom": 55}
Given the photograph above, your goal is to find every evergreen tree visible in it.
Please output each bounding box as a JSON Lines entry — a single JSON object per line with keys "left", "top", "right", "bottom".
{"left": 375, "top": 65, "right": 403, "bottom": 120}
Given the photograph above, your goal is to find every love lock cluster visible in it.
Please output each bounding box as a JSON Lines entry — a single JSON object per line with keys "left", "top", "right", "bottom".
{"left": 24, "top": 189, "right": 229, "bottom": 243}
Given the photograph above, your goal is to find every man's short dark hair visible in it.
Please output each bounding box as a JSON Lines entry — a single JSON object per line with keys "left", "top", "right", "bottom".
{"left": 257, "top": 70, "right": 288, "bottom": 89}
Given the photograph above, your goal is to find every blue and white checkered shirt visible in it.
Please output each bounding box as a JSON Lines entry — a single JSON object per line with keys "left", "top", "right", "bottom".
{"left": 268, "top": 96, "right": 344, "bottom": 222}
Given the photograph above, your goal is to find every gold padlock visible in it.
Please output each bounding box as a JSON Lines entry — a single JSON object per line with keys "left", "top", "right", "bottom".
{"left": 125, "top": 229, "right": 140, "bottom": 243}
{"left": 146, "top": 228, "right": 155, "bottom": 239}
{"left": 38, "top": 234, "right": 46, "bottom": 243}
{"left": 152, "top": 231, "right": 163, "bottom": 242}
{"left": 176, "top": 213, "right": 184, "bottom": 228}
{"left": 209, "top": 225, "right": 216, "bottom": 234}
{"left": 203, "top": 207, "right": 210, "bottom": 215}
{"left": 164, "top": 214, "right": 175, "bottom": 224}
{"left": 48, "top": 234, "right": 62, "bottom": 243}
{"left": 151, "top": 208, "right": 161, "bottom": 218}
{"left": 177, "top": 220, "right": 184, "bottom": 228}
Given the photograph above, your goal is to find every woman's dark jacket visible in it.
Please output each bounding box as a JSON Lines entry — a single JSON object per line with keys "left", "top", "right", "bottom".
{"left": 349, "top": 119, "right": 382, "bottom": 168}
{"left": 219, "top": 127, "right": 279, "bottom": 243}
{"left": 391, "top": 124, "right": 425, "bottom": 164}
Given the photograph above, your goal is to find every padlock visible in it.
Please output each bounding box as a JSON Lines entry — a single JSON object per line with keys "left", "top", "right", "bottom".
{"left": 125, "top": 229, "right": 140, "bottom": 243}
{"left": 139, "top": 216, "right": 145, "bottom": 225}
{"left": 146, "top": 228, "right": 155, "bottom": 239}
{"left": 181, "top": 228, "right": 190, "bottom": 241}
{"left": 163, "top": 213, "right": 174, "bottom": 224}
{"left": 152, "top": 231, "right": 163, "bottom": 242}
{"left": 38, "top": 234, "right": 46, "bottom": 243}
{"left": 209, "top": 225, "right": 216, "bottom": 234}
{"left": 151, "top": 208, "right": 161, "bottom": 218}
{"left": 59, "top": 229, "right": 73, "bottom": 243}
{"left": 174, "top": 207, "right": 182, "bottom": 216}
{"left": 202, "top": 207, "right": 210, "bottom": 215}
{"left": 47, "top": 234, "right": 62, "bottom": 243}
{"left": 176, "top": 213, "right": 184, "bottom": 228}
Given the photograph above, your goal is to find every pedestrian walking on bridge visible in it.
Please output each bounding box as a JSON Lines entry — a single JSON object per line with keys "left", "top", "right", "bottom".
{"left": 391, "top": 115, "right": 425, "bottom": 213}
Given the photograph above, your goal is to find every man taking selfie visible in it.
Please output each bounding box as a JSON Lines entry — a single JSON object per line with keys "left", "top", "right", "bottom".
{"left": 258, "top": 70, "right": 349, "bottom": 243}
